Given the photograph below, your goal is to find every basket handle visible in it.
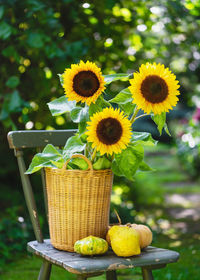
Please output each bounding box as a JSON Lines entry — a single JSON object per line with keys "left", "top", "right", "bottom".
{"left": 62, "top": 154, "right": 93, "bottom": 171}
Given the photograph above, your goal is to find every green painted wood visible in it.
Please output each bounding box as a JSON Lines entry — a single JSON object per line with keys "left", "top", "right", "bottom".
{"left": 38, "top": 147, "right": 49, "bottom": 223}
{"left": 27, "top": 240, "right": 179, "bottom": 275}
{"left": 41, "top": 167, "right": 49, "bottom": 223}
{"left": 106, "top": 270, "right": 117, "bottom": 280}
{"left": 38, "top": 260, "right": 52, "bottom": 280}
{"left": 7, "top": 129, "right": 77, "bottom": 149}
{"left": 142, "top": 267, "right": 154, "bottom": 280}
{"left": 15, "top": 149, "right": 43, "bottom": 243}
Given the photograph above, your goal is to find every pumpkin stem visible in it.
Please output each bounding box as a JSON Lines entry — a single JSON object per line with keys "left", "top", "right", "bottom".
{"left": 126, "top": 223, "right": 131, "bottom": 227}
{"left": 114, "top": 209, "right": 121, "bottom": 225}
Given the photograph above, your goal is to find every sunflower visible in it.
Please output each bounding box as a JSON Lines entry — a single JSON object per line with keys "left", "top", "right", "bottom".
{"left": 86, "top": 107, "right": 132, "bottom": 155}
{"left": 129, "top": 63, "right": 180, "bottom": 115}
{"left": 62, "top": 60, "right": 105, "bottom": 105}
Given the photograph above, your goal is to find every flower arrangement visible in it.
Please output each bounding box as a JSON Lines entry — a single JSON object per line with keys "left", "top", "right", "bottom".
{"left": 26, "top": 61, "right": 180, "bottom": 180}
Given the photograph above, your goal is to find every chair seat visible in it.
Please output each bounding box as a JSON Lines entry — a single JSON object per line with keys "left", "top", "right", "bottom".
{"left": 27, "top": 239, "right": 179, "bottom": 275}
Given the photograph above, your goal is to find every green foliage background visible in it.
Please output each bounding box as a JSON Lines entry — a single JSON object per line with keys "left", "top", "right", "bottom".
{"left": 1, "top": 0, "right": 200, "bottom": 132}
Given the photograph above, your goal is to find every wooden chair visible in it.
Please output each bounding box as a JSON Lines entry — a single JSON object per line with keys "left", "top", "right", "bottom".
{"left": 7, "top": 130, "right": 179, "bottom": 280}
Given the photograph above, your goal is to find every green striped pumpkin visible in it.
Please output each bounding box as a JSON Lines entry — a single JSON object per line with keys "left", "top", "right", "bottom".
{"left": 74, "top": 236, "right": 108, "bottom": 255}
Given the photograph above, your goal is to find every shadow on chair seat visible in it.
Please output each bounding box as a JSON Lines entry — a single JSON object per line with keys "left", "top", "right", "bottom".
{"left": 28, "top": 239, "right": 179, "bottom": 275}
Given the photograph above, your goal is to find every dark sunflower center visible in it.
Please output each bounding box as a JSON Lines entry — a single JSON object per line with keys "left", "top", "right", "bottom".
{"left": 73, "top": 71, "right": 100, "bottom": 97}
{"left": 96, "top": 117, "right": 123, "bottom": 145}
{"left": 141, "top": 75, "right": 168, "bottom": 103}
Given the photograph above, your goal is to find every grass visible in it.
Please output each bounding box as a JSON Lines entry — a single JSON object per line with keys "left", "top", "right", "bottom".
{"left": 1, "top": 143, "right": 200, "bottom": 280}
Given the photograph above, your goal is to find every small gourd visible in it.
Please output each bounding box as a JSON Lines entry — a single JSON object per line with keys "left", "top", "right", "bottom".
{"left": 131, "top": 224, "right": 153, "bottom": 249}
{"left": 74, "top": 236, "right": 108, "bottom": 255}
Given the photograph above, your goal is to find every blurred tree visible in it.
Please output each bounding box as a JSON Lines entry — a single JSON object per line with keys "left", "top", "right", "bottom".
{"left": 0, "top": 0, "right": 200, "bottom": 132}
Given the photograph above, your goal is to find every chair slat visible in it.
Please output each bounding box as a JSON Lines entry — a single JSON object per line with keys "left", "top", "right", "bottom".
{"left": 7, "top": 129, "right": 77, "bottom": 149}
{"left": 27, "top": 240, "right": 180, "bottom": 274}
{"left": 15, "top": 149, "right": 43, "bottom": 243}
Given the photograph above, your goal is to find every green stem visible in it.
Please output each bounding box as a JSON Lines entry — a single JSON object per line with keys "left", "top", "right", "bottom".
{"left": 84, "top": 143, "right": 89, "bottom": 158}
{"left": 134, "top": 114, "right": 148, "bottom": 121}
{"left": 91, "top": 147, "right": 97, "bottom": 163}
{"left": 130, "top": 107, "right": 140, "bottom": 123}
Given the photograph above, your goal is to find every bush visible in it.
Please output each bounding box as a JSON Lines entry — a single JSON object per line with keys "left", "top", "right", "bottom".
{"left": 0, "top": 207, "right": 33, "bottom": 268}
{"left": 173, "top": 108, "right": 200, "bottom": 179}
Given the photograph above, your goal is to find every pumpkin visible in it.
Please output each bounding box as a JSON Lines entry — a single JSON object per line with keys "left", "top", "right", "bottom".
{"left": 131, "top": 224, "right": 153, "bottom": 249}
{"left": 74, "top": 236, "right": 108, "bottom": 255}
{"left": 109, "top": 225, "right": 140, "bottom": 257}
{"left": 106, "top": 223, "right": 153, "bottom": 249}
{"left": 106, "top": 224, "right": 124, "bottom": 245}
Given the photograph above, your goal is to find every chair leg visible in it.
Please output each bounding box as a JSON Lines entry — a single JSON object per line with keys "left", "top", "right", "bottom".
{"left": 142, "top": 267, "right": 154, "bottom": 280}
{"left": 106, "top": 271, "right": 117, "bottom": 280}
{"left": 38, "top": 260, "right": 52, "bottom": 280}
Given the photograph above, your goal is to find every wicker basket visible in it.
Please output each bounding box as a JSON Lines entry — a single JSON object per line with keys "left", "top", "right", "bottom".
{"left": 45, "top": 154, "right": 113, "bottom": 252}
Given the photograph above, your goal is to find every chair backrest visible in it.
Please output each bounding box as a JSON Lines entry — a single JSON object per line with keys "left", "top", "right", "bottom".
{"left": 7, "top": 129, "right": 77, "bottom": 243}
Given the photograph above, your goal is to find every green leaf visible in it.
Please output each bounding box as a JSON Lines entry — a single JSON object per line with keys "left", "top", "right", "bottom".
{"left": 80, "top": 133, "right": 88, "bottom": 143}
{"left": 2, "top": 118, "right": 17, "bottom": 130}
{"left": 0, "top": 103, "right": 8, "bottom": 120}
{"left": 43, "top": 144, "right": 62, "bottom": 155}
{"left": 70, "top": 158, "right": 88, "bottom": 170}
{"left": 109, "top": 88, "right": 135, "bottom": 115}
{"left": 111, "top": 159, "right": 124, "bottom": 177}
{"left": 63, "top": 135, "right": 86, "bottom": 157}
{"left": 47, "top": 95, "right": 76, "bottom": 116}
{"left": 112, "top": 144, "right": 144, "bottom": 180}
{"left": 152, "top": 112, "right": 171, "bottom": 136}
{"left": 6, "top": 76, "right": 20, "bottom": 88}
{"left": 0, "top": 6, "right": 5, "bottom": 19}
{"left": 89, "top": 96, "right": 110, "bottom": 116}
{"left": 50, "top": 160, "right": 64, "bottom": 169}
{"left": 110, "top": 88, "right": 132, "bottom": 104}
{"left": 164, "top": 123, "right": 171, "bottom": 136}
{"left": 78, "top": 121, "right": 87, "bottom": 134}
{"left": 27, "top": 32, "right": 44, "bottom": 48}
{"left": 138, "top": 161, "right": 154, "bottom": 172}
{"left": 131, "top": 132, "right": 157, "bottom": 146}
{"left": 93, "top": 156, "right": 111, "bottom": 170}
{"left": 25, "top": 153, "right": 56, "bottom": 174}
{"left": 70, "top": 106, "right": 89, "bottom": 123}
{"left": 121, "top": 103, "right": 136, "bottom": 116}
{"left": 25, "top": 144, "right": 63, "bottom": 174}
{"left": 2, "top": 46, "right": 20, "bottom": 63}
{"left": 9, "top": 90, "right": 22, "bottom": 112}
{"left": 0, "top": 22, "right": 12, "bottom": 40}
{"left": 58, "top": 74, "right": 64, "bottom": 86}
{"left": 103, "top": 73, "right": 131, "bottom": 84}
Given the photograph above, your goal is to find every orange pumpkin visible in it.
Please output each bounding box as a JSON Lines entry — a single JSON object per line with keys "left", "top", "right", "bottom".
{"left": 131, "top": 224, "right": 153, "bottom": 249}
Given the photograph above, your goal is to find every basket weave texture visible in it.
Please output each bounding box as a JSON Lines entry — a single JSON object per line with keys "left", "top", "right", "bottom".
{"left": 45, "top": 161, "right": 113, "bottom": 252}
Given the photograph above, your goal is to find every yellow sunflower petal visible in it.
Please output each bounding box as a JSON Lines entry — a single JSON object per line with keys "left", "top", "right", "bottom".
{"left": 86, "top": 107, "right": 132, "bottom": 156}
{"left": 129, "top": 62, "right": 180, "bottom": 115}
{"left": 62, "top": 61, "right": 105, "bottom": 105}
